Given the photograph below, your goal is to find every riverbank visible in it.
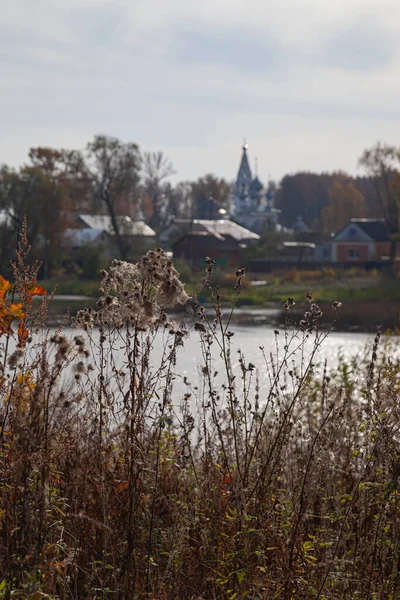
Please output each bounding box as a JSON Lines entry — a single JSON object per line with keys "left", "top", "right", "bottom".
{"left": 41, "top": 269, "right": 400, "bottom": 332}
{"left": 41, "top": 267, "right": 400, "bottom": 304}
{"left": 45, "top": 296, "right": 398, "bottom": 333}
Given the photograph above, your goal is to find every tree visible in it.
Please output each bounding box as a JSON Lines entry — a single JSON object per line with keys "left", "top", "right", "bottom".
{"left": 0, "top": 161, "right": 70, "bottom": 276}
{"left": 85, "top": 135, "right": 141, "bottom": 259}
{"left": 275, "top": 172, "right": 349, "bottom": 228}
{"left": 60, "top": 149, "right": 94, "bottom": 214}
{"left": 28, "top": 147, "right": 65, "bottom": 177}
{"left": 190, "top": 174, "right": 232, "bottom": 215}
{"left": 322, "top": 180, "right": 366, "bottom": 233}
{"left": 170, "top": 181, "right": 192, "bottom": 219}
{"left": 359, "top": 143, "right": 400, "bottom": 262}
{"left": 142, "top": 151, "right": 175, "bottom": 230}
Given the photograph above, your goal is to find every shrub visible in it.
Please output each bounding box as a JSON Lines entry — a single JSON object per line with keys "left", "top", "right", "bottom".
{"left": 1, "top": 229, "right": 400, "bottom": 599}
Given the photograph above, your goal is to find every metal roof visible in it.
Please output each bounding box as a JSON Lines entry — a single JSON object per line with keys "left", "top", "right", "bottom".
{"left": 192, "top": 219, "right": 260, "bottom": 241}
{"left": 350, "top": 219, "right": 389, "bottom": 242}
{"left": 78, "top": 214, "right": 156, "bottom": 237}
{"left": 64, "top": 228, "right": 105, "bottom": 247}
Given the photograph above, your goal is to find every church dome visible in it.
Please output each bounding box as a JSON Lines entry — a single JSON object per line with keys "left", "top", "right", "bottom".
{"left": 250, "top": 176, "right": 263, "bottom": 193}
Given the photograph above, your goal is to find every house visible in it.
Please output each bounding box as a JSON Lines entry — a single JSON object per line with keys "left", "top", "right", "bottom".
{"left": 171, "top": 219, "right": 260, "bottom": 266}
{"left": 72, "top": 214, "right": 157, "bottom": 258}
{"left": 64, "top": 227, "right": 110, "bottom": 249}
{"left": 160, "top": 218, "right": 259, "bottom": 252}
{"left": 331, "top": 219, "right": 397, "bottom": 263}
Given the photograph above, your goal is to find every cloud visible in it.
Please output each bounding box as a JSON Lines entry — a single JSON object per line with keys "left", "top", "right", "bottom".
{"left": 1, "top": 0, "right": 400, "bottom": 182}
{"left": 320, "top": 20, "right": 397, "bottom": 72}
{"left": 170, "top": 24, "right": 286, "bottom": 75}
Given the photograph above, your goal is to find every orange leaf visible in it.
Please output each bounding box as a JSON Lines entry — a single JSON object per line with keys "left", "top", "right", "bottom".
{"left": 0, "top": 276, "right": 11, "bottom": 301}
{"left": 9, "top": 303, "right": 25, "bottom": 320}
{"left": 28, "top": 284, "right": 47, "bottom": 297}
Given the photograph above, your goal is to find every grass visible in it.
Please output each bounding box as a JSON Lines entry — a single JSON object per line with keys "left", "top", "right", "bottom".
{"left": 192, "top": 280, "right": 400, "bottom": 306}
{"left": 40, "top": 265, "right": 400, "bottom": 307}
{"left": 40, "top": 276, "right": 100, "bottom": 297}
{"left": 166, "top": 263, "right": 400, "bottom": 306}
{"left": 1, "top": 238, "right": 400, "bottom": 599}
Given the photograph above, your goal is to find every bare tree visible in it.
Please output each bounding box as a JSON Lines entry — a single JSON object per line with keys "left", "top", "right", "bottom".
{"left": 173, "top": 181, "right": 193, "bottom": 219}
{"left": 142, "top": 151, "right": 175, "bottom": 230}
{"left": 86, "top": 135, "right": 141, "bottom": 259}
{"left": 359, "top": 143, "right": 400, "bottom": 263}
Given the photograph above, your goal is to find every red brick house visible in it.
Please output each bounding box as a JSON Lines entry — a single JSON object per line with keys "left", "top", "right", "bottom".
{"left": 331, "top": 219, "right": 397, "bottom": 263}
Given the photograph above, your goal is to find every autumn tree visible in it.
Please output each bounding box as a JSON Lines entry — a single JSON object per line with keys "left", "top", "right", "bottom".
{"left": 85, "top": 135, "right": 141, "bottom": 259}
{"left": 60, "top": 149, "right": 93, "bottom": 213}
{"left": 322, "top": 180, "right": 366, "bottom": 233}
{"left": 275, "top": 172, "right": 351, "bottom": 228}
{"left": 0, "top": 160, "right": 69, "bottom": 276}
{"left": 27, "top": 146, "right": 93, "bottom": 216}
{"left": 359, "top": 143, "right": 400, "bottom": 262}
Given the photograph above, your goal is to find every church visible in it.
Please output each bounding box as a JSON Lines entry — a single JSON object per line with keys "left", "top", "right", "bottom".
{"left": 232, "top": 143, "right": 280, "bottom": 234}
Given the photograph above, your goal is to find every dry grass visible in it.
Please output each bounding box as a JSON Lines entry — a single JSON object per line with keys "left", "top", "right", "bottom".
{"left": 0, "top": 232, "right": 400, "bottom": 599}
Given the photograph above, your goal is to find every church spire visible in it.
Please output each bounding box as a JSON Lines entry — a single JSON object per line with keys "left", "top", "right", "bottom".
{"left": 234, "top": 141, "right": 253, "bottom": 214}
{"left": 236, "top": 142, "right": 252, "bottom": 194}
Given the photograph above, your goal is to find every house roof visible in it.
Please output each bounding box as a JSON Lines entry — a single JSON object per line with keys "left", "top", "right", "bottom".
{"left": 65, "top": 228, "right": 106, "bottom": 247}
{"left": 194, "top": 220, "right": 260, "bottom": 241}
{"left": 78, "top": 214, "right": 156, "bottom": 237}
{"left": 332, "top": 219, "right": 389, "bottom": 242}
{"left": 184, "top": 230, "right": 226, "bottom": 241}
{"left": 166, "top": 219, "right": 259, "bottom": 242}
{"left": 350, "top": 219, "right": 389, "bottom": 242}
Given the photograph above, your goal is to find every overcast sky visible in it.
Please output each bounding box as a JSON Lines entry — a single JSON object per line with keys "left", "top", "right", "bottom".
{"left": 1, "top": 0, "right": 400, "bottom": 184}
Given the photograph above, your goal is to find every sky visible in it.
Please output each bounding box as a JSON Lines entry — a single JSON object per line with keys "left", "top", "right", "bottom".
{"left": 1, "top": 0, "right": 400, "bottom": 184}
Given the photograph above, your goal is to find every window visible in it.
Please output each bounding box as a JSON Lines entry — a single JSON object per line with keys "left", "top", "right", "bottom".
{"left": 348, "top": 248, "right": 359, "bottom": 259}
{"left": 349, "top": 227, "right": 357, "bottom": 236}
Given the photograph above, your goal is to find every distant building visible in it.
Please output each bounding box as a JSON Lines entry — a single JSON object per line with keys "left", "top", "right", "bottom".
{"left": 67, "top": 214, "right": 157, "bottom": 258}
{"left": 64, "top": 227, "right": 109, "bottom": 250}
{"left": 233, "top": 143, "right": 280, "bottom": 234}
{"left": 169, "top": 219, "right": 259, "bottom": 266}
{"left": 331, "top": 219, "right": 398, "bottom": 263}
{"left": 160, "top": 218, "right": 259, "bottom": 252}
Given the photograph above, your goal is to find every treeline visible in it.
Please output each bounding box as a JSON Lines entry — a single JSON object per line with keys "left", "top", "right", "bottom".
{"left": 0, "top": 135, "right": 232, "bottom": 273}
{"left": 1, "top": 136, "right": 400, "bottom": 273}
{"left": 276, "top": 146, "right": 400, "bottom": 254}
{"left": 275, "top": 172, "right": 378, "bottom": 231}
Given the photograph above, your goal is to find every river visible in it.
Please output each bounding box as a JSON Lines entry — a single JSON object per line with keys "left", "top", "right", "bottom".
{"left": 46, "top": 324, "right": 390, "bottom": 397}
{"left": 14, "top": 323, "right": 395, "bottom": 420}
